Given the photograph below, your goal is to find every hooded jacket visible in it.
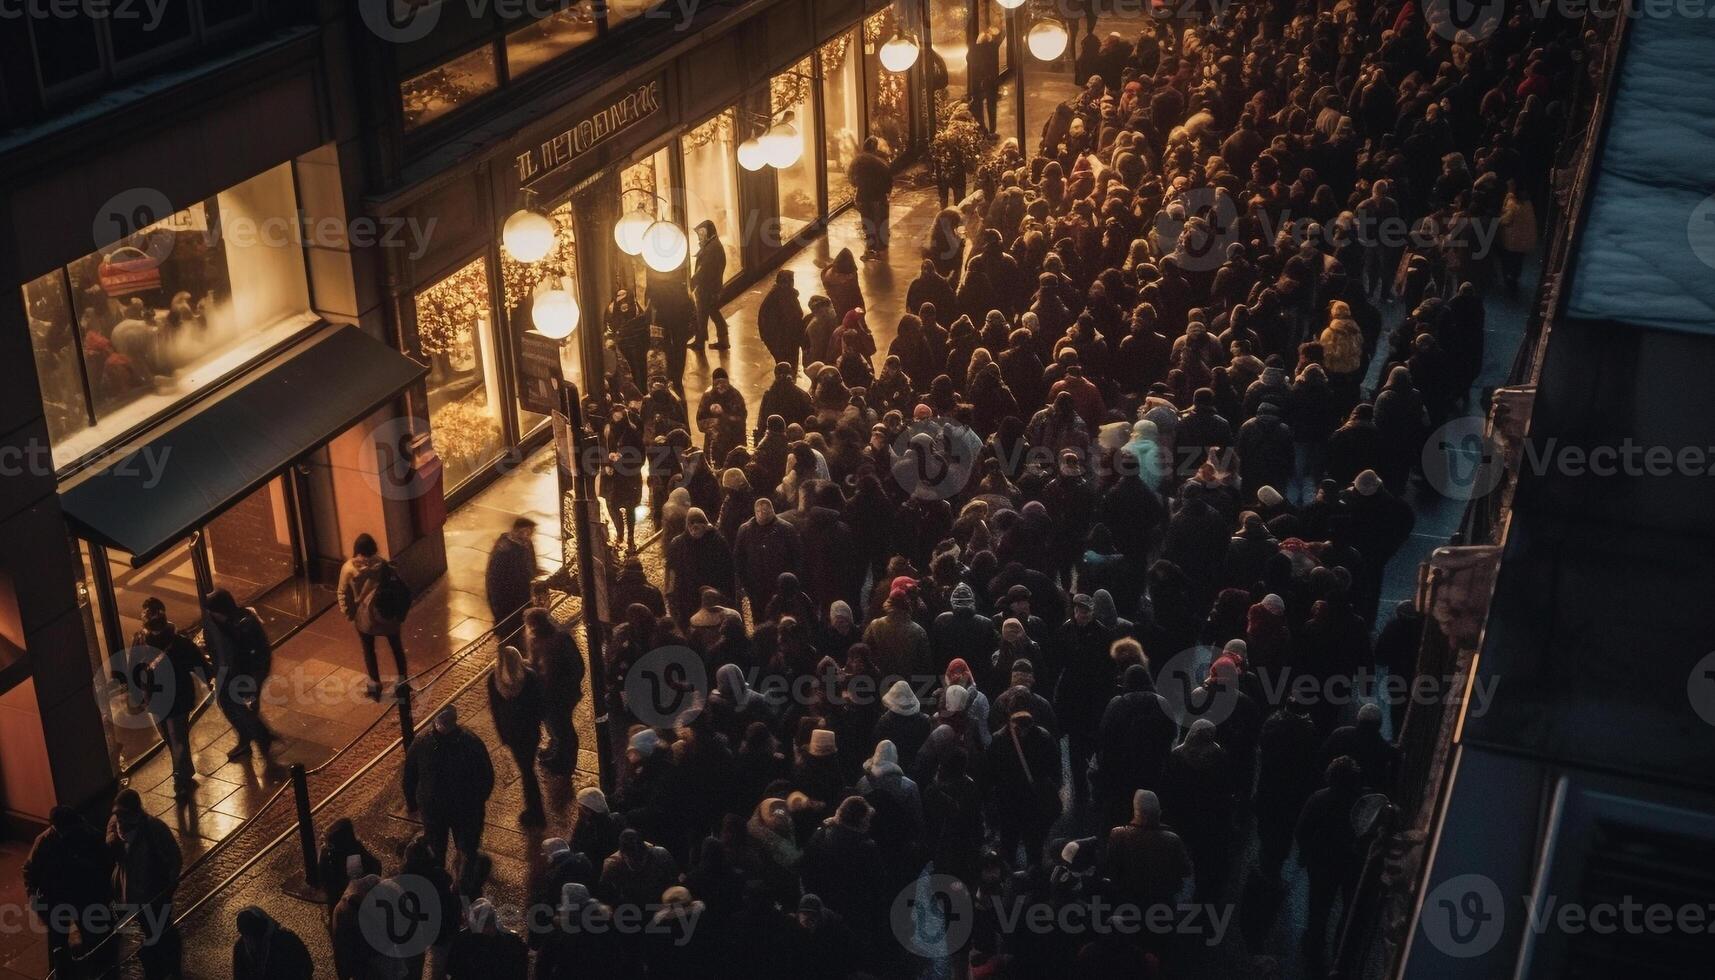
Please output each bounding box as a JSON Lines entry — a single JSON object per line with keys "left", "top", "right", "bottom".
{"left": 758, "top": 272, "right": 805, "bottom": 363}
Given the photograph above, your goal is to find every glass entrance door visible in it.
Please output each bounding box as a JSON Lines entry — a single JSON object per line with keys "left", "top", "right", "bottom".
{"left": 203, "top": 473, "right": 329, "bottom": 640}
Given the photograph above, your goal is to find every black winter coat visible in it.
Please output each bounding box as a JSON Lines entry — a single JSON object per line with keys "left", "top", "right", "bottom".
{"left": 402, "top": 726, "right": 494, "bottom": 823}
{"left": 231, "top": 919, "right": 315, "bottom": 980}
{"left": 487, "top": 670, "right": 545, "bottom": 754}
{"left": 665, "top": 529, "right": 738, "bottom": 618}
{"left": 485, "top": 535, "right": 538, "bottom": 622}
{"left": 758, "top": 280, "right": 805, "bottom": 365}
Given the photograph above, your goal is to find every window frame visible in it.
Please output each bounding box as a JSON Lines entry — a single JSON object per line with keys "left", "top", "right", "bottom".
{"left": 27, "top": 0, "right": 268, "bottom": 110}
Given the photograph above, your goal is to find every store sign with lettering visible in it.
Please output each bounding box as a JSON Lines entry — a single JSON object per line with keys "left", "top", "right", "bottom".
{"left": 516, "top": 80, "right": 664, "bottom": 187}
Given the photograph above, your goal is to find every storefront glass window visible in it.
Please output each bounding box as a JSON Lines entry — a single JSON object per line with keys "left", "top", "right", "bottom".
{"left": 771, "top": 58, "right": 822, "bottom": 244}
{"left": 502, "top": 202, "right": 580, "bottom": 434}
{"left": 505, "top": 5, "right": 599, "bottom": 78}
{"left": 415, "top": 258, "right": 507, "bottom": 490}
{"left": 22, "top": 271, "right": 91, "bottom": 451}
{"left": 618, "top": 147, "right": 677, "bottom": 306}
{"left": 990, "top": 4, "right": 1010, "bottom": 74}
{"left": 21, "top": 161, "right": 314, "bottom": 469}
{"left": 821, "top": 30, "right": 863, "bottom": 207}
{"left": 401, "top": 44, "right": 500, "bottom": 131}
{"left": 680, "top": 110, "right": 742, "bottom": 281}
{"left": 864, "top": 8, "right": 914, "bottom": 161}
{"left": 931, "top": 0, "right": 970, "bottom": 108}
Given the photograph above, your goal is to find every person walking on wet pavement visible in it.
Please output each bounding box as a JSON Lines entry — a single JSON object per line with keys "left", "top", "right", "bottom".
{"left": 488, "top": 644, "right": 547, "bottom": 827}
{"left": 127, "top": 596, "right": 211, "bottom": 799}
{"left": 848, "top": 137, "right": 893, "bottom": 260}
{"left": 107, "top": 789, "right": 183, "bottom": 980}
{"left": 232, "top": 905, "right": 314, "bottom": 980}
{"left": 24, "top": 805, "right": 112, "bottom": 973}
{"left": 485, "top": 517, "right": 540, "bottom": 642}
{"left": 338, "top": 532, "right": 412, "bottom": 701}
{"left": 403, "top": 705, "right": 495, "bottom": 885}
{"left": 202, "top": 588, "right": 277, "bottom": 762}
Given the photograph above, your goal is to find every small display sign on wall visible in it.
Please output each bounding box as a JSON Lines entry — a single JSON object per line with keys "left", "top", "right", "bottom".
{"left": 517, "top": 329, "right": 565, "bottom": 417}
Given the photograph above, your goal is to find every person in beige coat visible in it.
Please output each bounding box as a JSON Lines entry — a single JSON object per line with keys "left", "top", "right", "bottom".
{"left": 337, "top": 532, "right": 408, "bottom": 700}
{"left": 1498, "top": 179, "right": 1539, "bottom": 290}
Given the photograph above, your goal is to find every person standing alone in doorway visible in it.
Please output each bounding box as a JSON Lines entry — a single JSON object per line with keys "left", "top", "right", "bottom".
{"left": 690, "top": 219, "right": 730, "bottom": 351}
{"left": 338, "top": 533, "right": 411, "bottom": 701}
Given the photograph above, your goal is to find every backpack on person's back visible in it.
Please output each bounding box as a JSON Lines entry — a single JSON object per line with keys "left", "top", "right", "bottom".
{"left": 359, "top": 561, "right": 412, "bottom": 632}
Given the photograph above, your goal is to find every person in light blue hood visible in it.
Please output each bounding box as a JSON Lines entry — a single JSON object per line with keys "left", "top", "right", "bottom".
{"left": 1124, "top": 418, "right": 1172, "bottom": 492}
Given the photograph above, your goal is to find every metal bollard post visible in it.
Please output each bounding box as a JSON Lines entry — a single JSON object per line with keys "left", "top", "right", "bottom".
{"left": 291, "top": 764, "right": 318, "bottom": 890}
{"left": 396, "top": 681, "right": 415, "bottom": 750}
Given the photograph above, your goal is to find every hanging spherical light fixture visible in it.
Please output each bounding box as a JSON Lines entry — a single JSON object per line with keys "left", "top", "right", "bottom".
{"left": 760, "top": 114, "right": 802, "bottom": 169}
{"left": 1026, "top": 19, "right": 1069, "bottom": 61}
{"left": 532, "top": 277, "right": 579, "bottom": 339}
{"left": 640, "top": 219, "right": 688, "bottom": 272}
{"left": 613, "top": 206, "right": 653, "bottom": 255}
{"left": 995, "top": 0, "right": 1026, "bottom": 9}
{"left": 737, "top": 136, "right": 769, "bottom": 172}
{"left": 502, "top": 206, "right": 555, "bottom": 263}
{"left": 879, "top": 33, "right": 920, "bottom": 73}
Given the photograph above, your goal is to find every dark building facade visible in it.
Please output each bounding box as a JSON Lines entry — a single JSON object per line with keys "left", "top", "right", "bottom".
{"left": 0, "top": 0, "right": 1017, "bottom": 830}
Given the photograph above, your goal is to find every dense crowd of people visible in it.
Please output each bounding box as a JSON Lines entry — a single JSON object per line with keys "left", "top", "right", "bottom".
{"left": 21, "top": 0, "right": 1595, "bottom": 976}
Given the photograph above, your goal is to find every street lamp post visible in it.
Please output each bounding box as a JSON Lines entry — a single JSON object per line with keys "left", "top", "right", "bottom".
{"left": 554, "top": 378, "right": 615, "bottom": 793}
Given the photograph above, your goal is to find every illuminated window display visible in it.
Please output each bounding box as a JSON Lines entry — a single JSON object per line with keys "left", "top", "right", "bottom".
{"left": 401, "top": 44, "right": 500, "bottom": 131}
{"left": 821, "top": 29, "right": 863, "bottom": 206}
{"left": 864, "top": 7, "right": 914, "bottom": 161}
{"left": 415, "top": 258, "right": 507, "bottom": 490}
{"left": 680, "top": 110, "right": 743, "bottom": 280}
{"left": 20, "top": 161, "right": 313, "bottom": 468}
{"left": 771, "top": 58, "right": 822, "bottom": 244}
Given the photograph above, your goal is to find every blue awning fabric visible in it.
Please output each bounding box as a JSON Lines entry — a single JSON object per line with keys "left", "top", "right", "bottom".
{"left": 60, "top": 326, "right": 426, "bottom": 566}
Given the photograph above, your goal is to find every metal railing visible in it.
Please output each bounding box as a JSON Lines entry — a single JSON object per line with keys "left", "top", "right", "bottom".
{"left": 44, "top": 505, "right": 671, "bottom": 980}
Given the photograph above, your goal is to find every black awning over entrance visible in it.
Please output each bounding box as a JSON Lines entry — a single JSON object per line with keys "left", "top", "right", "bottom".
{"left": 61, "top": 326, "right": 426, "bottom": 566}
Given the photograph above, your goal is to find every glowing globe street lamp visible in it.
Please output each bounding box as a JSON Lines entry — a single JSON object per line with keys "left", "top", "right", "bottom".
{"left": 640, "top": 219, "right": 688, "bottom": 272}
{"left": 1026, "top": 19, "right": 1069, "bottom": 61}
{"left": 502, "top": 205, "right": 555, "bottom": 263}
{"left": 879, "top": 33, "right": 921, "bottom": 73}
{"left": 760, "top": 114, "right": 802, "bottom": 169}
{"left": 613, "top": 206, "right": 653, "bottom": 255}
{"left": 532, "top": 277, "right": 579, "bottom": 339}
{"left": 737, "top": 137, "right": 770, "bottom": 172}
